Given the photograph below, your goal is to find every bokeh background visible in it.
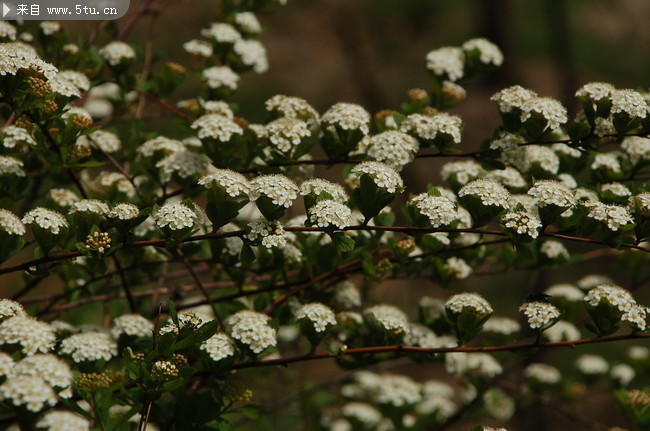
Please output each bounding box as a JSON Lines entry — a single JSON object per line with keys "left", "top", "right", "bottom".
{"left": 8, "top": 0, "right": 650, "bottom": 429}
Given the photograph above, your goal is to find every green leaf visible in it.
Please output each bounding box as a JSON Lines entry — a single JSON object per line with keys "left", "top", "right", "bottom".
{"left": 237, "top": 405, "right": 261, "bottom": 420}
{"left": 331, "top": 232, "right": 355, "bottom": 252}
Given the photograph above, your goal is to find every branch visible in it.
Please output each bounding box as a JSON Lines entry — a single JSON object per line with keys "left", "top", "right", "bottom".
{"left": 232, "top": 332, "right": 650, "bottom": 370}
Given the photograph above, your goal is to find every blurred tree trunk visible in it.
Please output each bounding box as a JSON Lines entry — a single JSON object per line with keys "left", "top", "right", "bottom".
{"left": 545, "top": 0, "right": 578, "bottom": 109}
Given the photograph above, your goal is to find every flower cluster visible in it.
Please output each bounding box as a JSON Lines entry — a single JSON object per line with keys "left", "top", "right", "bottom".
{"left": 227, "top": 310, "right": 277, "bottom": 354}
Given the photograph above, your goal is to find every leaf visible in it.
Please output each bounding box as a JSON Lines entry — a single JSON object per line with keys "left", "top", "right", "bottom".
{"left": 240, "top": 243, "right": 256, "bottom": 266}
{"left": 172, "top": 320, "right": 221, "bottom": 351}
{"left": 237, "top": 405, "right": 261, "bottom": 420}
{"left": 331, "top": 232, "right": 355, "bottom": 252}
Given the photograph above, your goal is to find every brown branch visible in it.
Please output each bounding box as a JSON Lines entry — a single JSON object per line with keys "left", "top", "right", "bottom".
{"left": 113, "top": 256, "right": 137, "bottom": 312}
{"left": 232, "top": 332, "right": 650, "bottom": 370}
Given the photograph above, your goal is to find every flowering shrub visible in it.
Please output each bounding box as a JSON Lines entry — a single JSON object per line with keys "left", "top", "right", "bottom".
{"left": 0, "top": 2, "right": 649, "bottom": 431}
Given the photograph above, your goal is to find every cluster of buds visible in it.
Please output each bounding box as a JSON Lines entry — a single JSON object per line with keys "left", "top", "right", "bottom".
{"left": 71, "top": 113, "right": 93, "bottom": 130}
{"left": 152, "top": 360, "right": 179, "bottom": 378}
{"left": 223, "top": 380, "right": 253, "bottom": 402}
{"left": 26, "top": 76, "right": 52, "bottom": 98}
{"left": 43, "top": 100, "right": 59, "bottom": 115}
{"left": 85, "top": 231, "right": 112, "bottom": 254}
{"left": 74, "top": 371, "right": 124, "bottom": 391}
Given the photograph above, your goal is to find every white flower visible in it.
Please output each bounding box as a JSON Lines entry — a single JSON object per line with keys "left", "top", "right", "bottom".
{"left": 300, "top": 178, "right": 348, "bottom": 202}
{"left": 544, "top": 283, "right": 584, "bottom": 301}
{"left": 183, "top": 39, "right": 213, "bottom": 57}
{"left": 0, "top": 352, "right": 13, "bottom": 377}
{"left": 154, "top": 202, "right": 200, "bottom": 231}
{"left": 36, "top": 410, "right": 91, "bottom": 431}
{"left": 441, "top": 160, "right": 484, "bottom": 185}
{"left": 591, "top": 152, "right": 622, "bottom": 173}
{"left": 425, "top": 47, "right": 465, "bottom": 81}
{"left": 445, "top": 352, "right": 503, "bottom": 377}
{"left": 59, "top": 332, "right": 117, "bottom": 362}
{"left": 198, "top": 169, "right": 250, "bottom": 198}
{"left": 628, "top": 345, "right": 649, "bottom": 360}
{"left": 520, "top": 145, "right": 560, "bottom": 175}
{"left": 0, "top": 42, "right": 58, "bottom": 79}
{"left": 621, "top": 136, "right": 650, "bottom": 164}
{"left": 0, "top": 375, "right": 57, "bottom": 412}
{"left": 583, "top": 201, "right": 634, "bottom": 231}
{"left": 584, "top": 283, "right": 637, "bottom": 313}
{"left": 520, "top": 97, "right": 568, "bottom": 130}
{"left": 235, "top": 12, "right": 262, "bottom": 33}
{"left": 363, "top": 304, "right": 410, "bottom": 335}
{"left": 97, "top": 172, "right": 135, "bottom": 198}
{"left": 69, "top": 199, "right": 110, "bottom": 216}
{"left": 2, "top": 125, "right": 35, "bottom": 148}
{"left": 341, "top": 402, "right": 382, "bottom": 427}
{"left": 227, "top": 310, "right": 277, "bottom": 354}
{"left": 543, "top": 320, "right": 580, "bottom": 342}
{"left": 601, "top": 182, "right": 631, "bottom": 197}
{"left": 527, "top": 180, "right": 576, "bottom": 208}
{"left": 458, "top": 179, "right": 510, "bottom": 208}
{"left": 295, "top": 303, "right": 337, "bottom": 332}
{"left": 233, "top": 39, "right": 268, "bottom": 73}
{"left": 400, "top": 113, "right": 462, "bottom": 145}
{"left": 200, "top": 333, "right": 236, "bottom": 361}
{"left": 519, "top": 301, "right": 560, "bottom": 329}
{"left": 200, "top": 100, "right": 234, "bottom": 117}
{"left": 575, "top": 354, "right": 608, "bottom": 375}
{"left": 556, "top": 173, "right": 578, "bottom": 189}
{"left": 409, "top": 193, "right": 457, "bottom": 227}
{"left": 0, "top": 155, "right": 25, "bottom": 177}
{"left": 202, "top": 66, "right": 239, "bottom": 90}
{"left": 0, "top": 209, "right": 25, "bottom": 236}
{"left": 363, "top": 131, "right": 419, "bottom": 170}
{"left": 13, "top": 354, "right": 72, "bottom": 390}
{"left": 112, "top": 314, "right": 153, "bottom": 338}
{"left": 108, "top": 203, "right": 140, "bottom": 220}
{"left": 191, "top": 113, "right": 244, "bottom": 141}
{"left": 482, "top": 316, "right": 520, "bottom": 335}
{"left": 99, "top": 41, "right": 135, "bottom": 66}
{"left": 622, "top": 304, "right": 647, "bottom": 331}
{"left": 611, "top": 363, "right": 635, "bottom": 386}
{"left": 486, "top": 167, "right": 527, "bottom": 189}
{"left": 351, "top": 372, "right": 422, "bottom": 407}
{"left": 350, "top": 161, "right": 404, "bottom": 194}
{"left": 249, "top": 174, "right": 299, "bottom": 208}
{"left": 610, "top": 89, "right": 648, "bottom": 119}
{"left": 491, "top": 85, "right": 537, "bottom": 113}
{"left": 265, "top": 95, "right": 319, "bottom": 123}
{"left": 247, "top": 218, "right": 287, "bottom": 248}
{"left": 446, "top": 293, "right": 493, "bottom": 316}
{"left": 22, "top": 208, "right": 68, "bottom": 234}
{"left": 444, "top": 257, "right": 472, "bottom": 279}
{"left": 265, "top": 117, "right": 311, "bottom": 153}
{"left": 0, "top": 316, "right": 55, "bottom": 355}
{"left": 138, "top": 136, "right": 184, "bottom": 157}
{"left": 156, "top": 150, "right": 212, "bottom": 183}
{"left": 524, "top": 363, "right": 561, "bottom": 384}
{"left": 321, "top": 103, "right": 371, "bottom": 135}
{"left": 577, "top": 274, "right": 613, "bottom": 291}
{"left": 0, "top": 299, "right": 26, "bottom": 320}
{"left": 308, "top": 200, "right": 353, "bottom": 229}
{"left": 502, "top": 210, "right": 542, "bottom": 238}
{"left": 333, "top": 281, "right": 361, "bottom": 309}
{"left": 201, "top": 22, "right": 241, "bottom": 43}
{"left": 575, "top": 82, "right": 615, "bottom": 103}
{"left": 483, "top": 388, "right": 515, "bottom": 421}
{"left": 462, "top": 38, "right": 503, "bottom": 66}
{"left": 50, "top": 70, "right": 90, "bottom": 97}
{"left": 40, "top": 21, "right": 61, "bottom": 35}
{"left": 0, "top": 21, "right": 17, "bottom": 41}
{"left": 595, "top": 117, "right": 615, "bottom": 137}
{"left": 553, "top": 143, "right": 582, "bottom": 159}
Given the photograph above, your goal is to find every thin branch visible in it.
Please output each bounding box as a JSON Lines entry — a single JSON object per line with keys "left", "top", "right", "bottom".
{"left": 113, "top": 256, "right": 137, "bottom": 312}
{"left": 232, "top": 332, "right": 650, "bottom": 370}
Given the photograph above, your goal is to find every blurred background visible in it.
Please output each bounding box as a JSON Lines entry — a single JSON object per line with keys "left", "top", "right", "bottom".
{"left": 10, "top": 0, "right": 650, "bottom": 429}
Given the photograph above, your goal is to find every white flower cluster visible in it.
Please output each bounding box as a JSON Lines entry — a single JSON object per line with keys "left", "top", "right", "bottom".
{"left": 2, "top": 125, "right": 35, "bottom": 148}
{"left": 363, "top": 304, "right": 410, "bottom": 336}
{"left": 462, "top": 38, "right": 504, "bottom": 66}
{"left": 69, "top": 199, "right": 110, "bottom": 216}
{"left": 540, "top": 239, "right": 570, "bottom": 260}
{"left": 111, "top": 314, "right": 153, "bottom": 338}
{"left": 192, "top": 114, "right": 244, "bottom": 141}
{"left": 584, "top": 284, "right": 645, "bottom": 330}
{"left": 349, "top": 161, "right": 403, "bottom": 194}
{"left": 202, "top": 66, "right": 240, "bottom": 90}
{"left": 265, "top": 117, "right": 311, "bottom": 152}
{"left": 425, "top": 47, "right": 464, "bottom": 81}
{"left": 249, "top": 174, "right": 298, "bottom": 208}
{"left": 519, "top": 301, "right": 560, "bottom": 329}
{"left": 621, "top": 136, "right": 650, "bottom": 164}
{"left": 138, "top": 136, "right": 184, "bottom": 157}
{"left": 0, "top": 299, "right": 26, "bottom": 320}
{"left": 235, "top": 11, "right": 262, "bottom": 34}
{"left": 308, "top": 200, "right": 353, "bottom": 229}
{"left": 544, "top": 283, "right": 584, "bottom": 301}
{"left": 483, "top": 316, "right": 520, "bottom": 335}
{"left": 486, "top": 167, "right": 527, "bottom": 189}
{"left": 575, "top": 82, "right": 614, "bottom": 103}
{"left": 156, "top": 150, "right": 212, "bottom": 183}
{"left": 575, "top": 354, "right": 609, "bottom": 375}
{"left": 445, "top": 293, "right": 493, "bottom": 316}
{"left": 227, "top": 310, "right": 277, "bottom": 354}
{"left": 321, "top": 103, "right": 371, "bottom": 135}
{"left": 12, "top": 353, "right": 72, "bottom": 390}
{"left": 501, "top": 210, "right": 542, "bottom": 238}
{"left": 200, "top": 333, "right": 236, "bottom": 362}
{"left": 333, "top": 281, "right": 361, "bottom": 309}
{"left": 520, "top": 97, "right": 568, "bottom": 130}
{"left": 445, "top": 352, "right": 503, "bottom": 377}
{"left": 543, "top": 320, "right": 581, "bottom": 342}
{"left": 108, "top": 203, "right": 140, "bottom": 220}
{"left": 344, "top": 371, "right": 422, "bottom": 407}
{"left": 233, "top": 39, "right": 268, "bottom": 73}
{"left": 0, "top": 155, "right": 25, "bottom": 176}
{"left": 491, "top": 85, "right": 537, "bottom": 113}
{"left": 36, "top": 410, "right": 91, "bottom": 431}
{"left": 363, "top": 131, "right": 419, "bottom": 170}
{"left": 458, "top": 179, "right": 510, "bottom": 208}
{"left": 409, "top": 193, "right": 457, "bottom": 227}
{"left": 295, "top": 303, "right": 337, "bottom": 332}
{"left": 591, "top": 152, "right": 622, "bottom": 173}
{"left": 601, "top": 182, "right": 631, "bottom": 197}
{"left": 184, "top": 39, "right": 213, "bottom": 57}
{"left": 265, "top": 95, "right": 319, "bottom": 123}
{"left": 97, "top": 171, "right": 135, "bottom": 198}
{"left": 198, "top": 169, "right": 250, "bottom": 198}
{"left": 341, "top": 402, "right": 382, "bottom": 428}
{"left": 400, "top": 113, "right": 463, "bottom": 144}
{"left": 0, "top": 316, "right": 55, "bottom": 355}
{"left": 524, "top": 363, "right": 561, "bottom": 384}
{"left": 247, "top": 218, "right": 287, "bottom": 248}
{"left": 59, "top": 332, "right": 117, "bottom": 362}
{"left": 583, "top": 201, "right": 634, "bottom": 231}
{"left": 527, "top": 180, "right": 576, "bottom": 208}
{"left": 0, "top": 21, "right": 16, "bottom": 40}
{"left": 201, "top": 22, "right": 241, "bottom": 43}
{"left": 610, "top": 89, "right": 648, "bottom": 119}
{"left": 441, "top": 160, "right": 484, "bottom": 185}
{"left": 0, "top": 375, "right": 58, "bottom": 412}
{"left": 0, "top": 209, "right": 25, "bottom": 236}
{"left": 154, "top": 202, "right": 200, "bottom": 231}
{"left": 0, "top": 42, "right": 58, "bottom": 79}
{"left": 444, "top": 257, "right": 473, "bottom": 279}
{"left": 98, "top": 41, "right": 135, "bottom": 66}
{"left": 300, "top": 178, "right": 348, "bottom": 202}
{"left": 51, "top": 70, "right": 90, "bottom": 97}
